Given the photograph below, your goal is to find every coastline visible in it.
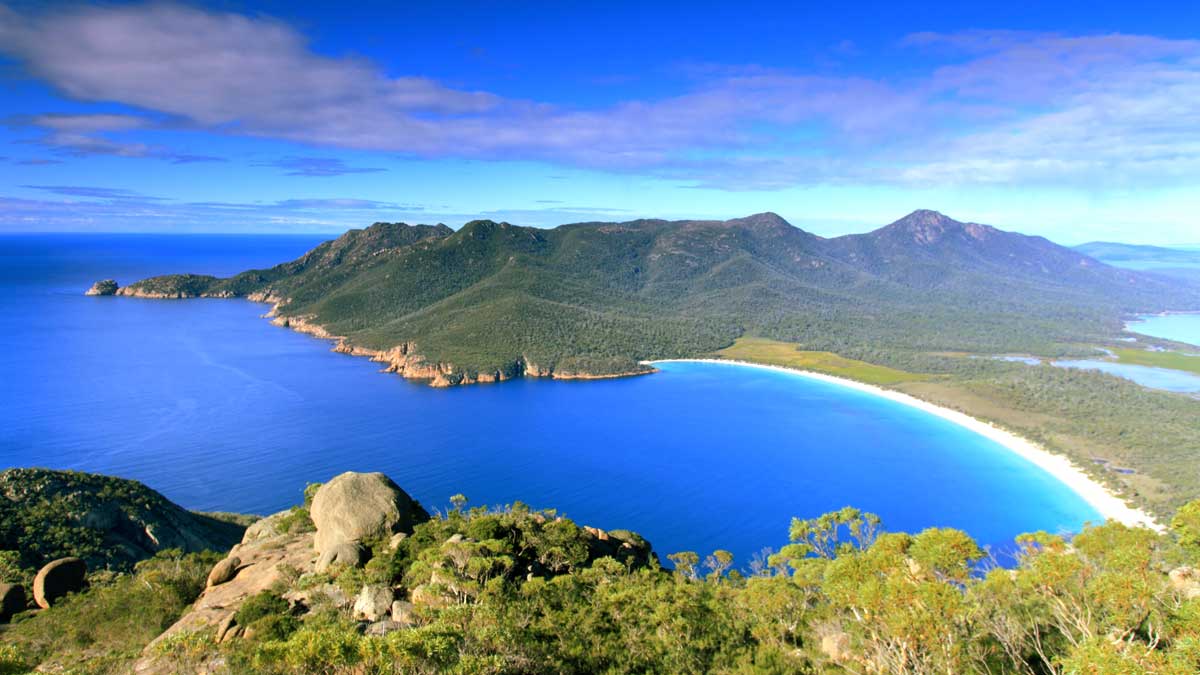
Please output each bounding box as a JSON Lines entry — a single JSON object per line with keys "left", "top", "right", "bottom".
{"left": 649, "top": 358, "right": 1164, "bottom": 532}
{"left": 252, "top": 295, "right": 655, "bottom": 386}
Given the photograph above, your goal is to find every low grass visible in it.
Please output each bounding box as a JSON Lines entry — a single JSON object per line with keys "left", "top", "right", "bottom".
{"left": 1111, "top": 346, "right": 1200, "bottom": 374}
{"left": 715, "top": 336, "right": 929, "bottom": 386}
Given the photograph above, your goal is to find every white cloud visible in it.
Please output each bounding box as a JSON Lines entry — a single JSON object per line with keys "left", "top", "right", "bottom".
{"left": 2, "top": 4, "right": 1200, "bottom": 191}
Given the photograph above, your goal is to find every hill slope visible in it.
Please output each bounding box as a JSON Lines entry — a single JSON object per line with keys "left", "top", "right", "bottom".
{"left": 107, "top": 210, "right": 1200, "bottom": 383}
{"left": 0, "top": 468, "right": 247, "bottom": 572}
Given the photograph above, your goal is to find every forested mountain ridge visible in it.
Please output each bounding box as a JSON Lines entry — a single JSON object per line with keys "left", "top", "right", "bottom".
{"left": 105, "top": 209, "right": 1200, "bottom": 384}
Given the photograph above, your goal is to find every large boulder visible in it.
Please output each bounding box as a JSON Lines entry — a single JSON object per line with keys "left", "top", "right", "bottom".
{"left": 206, "top": 556, "right": 241, "bottom": 588}
{"left": 309, "top": 472, "right": 428, "bottom": 554}
{"left": 0, "top": 583, "right": 26, "bottom": 622}
{"left": 33, "top": 557, "right": 87, "bottom": 608}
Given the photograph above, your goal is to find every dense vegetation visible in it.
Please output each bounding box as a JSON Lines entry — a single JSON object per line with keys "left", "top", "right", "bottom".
{"left": 1, "top": 550, "right": 219, "bottom": 674}
{"left": 114, "top": 210, "right": 1199, "bottom": 379}
{"left": 0, "top": 468, "right": 246, "bottom": 576}
{"left": 5, "top": 480, "right": 1200, "bottom": 675}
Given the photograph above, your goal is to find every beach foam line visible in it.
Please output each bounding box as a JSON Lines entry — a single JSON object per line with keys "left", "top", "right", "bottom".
{"left": 647, "top": 358, "right": 1164, "bottom": 532}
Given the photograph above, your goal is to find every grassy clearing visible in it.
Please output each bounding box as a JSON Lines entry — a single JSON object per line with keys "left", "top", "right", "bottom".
{"left": 1112, "top": 346, "right": 1200, "bottom": 374}
{"left": 715, "top": 337, "right": 929, "bottom": 386}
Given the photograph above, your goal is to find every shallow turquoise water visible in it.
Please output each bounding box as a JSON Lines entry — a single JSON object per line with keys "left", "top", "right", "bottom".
{"left": 0, "top": 234, "right": 1103, "bottom": 565}
{"left": 1126, "top": 313, "right": 1200, "bottom": 347}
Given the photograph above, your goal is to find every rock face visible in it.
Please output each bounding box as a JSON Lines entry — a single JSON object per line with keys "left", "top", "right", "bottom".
{"left": 309, "top": 472, "right": 429, "bottom": 554}
{"left": 85, "top": 279, "right": 119, "bottom": 296}
{"left": 33, "top": 557, "right": 87, "bottom": 608}
{"left": 0, "top": 583, "right": 26, "bottom": 622}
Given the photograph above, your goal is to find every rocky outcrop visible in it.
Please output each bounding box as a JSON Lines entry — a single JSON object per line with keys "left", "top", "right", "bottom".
{"left": 135, "top": 525, "right": 317, "bottom": 674}
{"left": 328, "top": 339, "right": 652, "bottom": 388}
{"left": 85, "top": 279, "right": 119, "bottom": 296}
{"left": 33, "top": 557, "right": 87, "bottom": 608}
{"left": 309, "top": 472, "right": 429, "bottom": 554}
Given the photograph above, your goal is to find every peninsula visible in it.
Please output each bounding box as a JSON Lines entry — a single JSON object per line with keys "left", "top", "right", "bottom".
{"left": 92, "top": 209, "right": 1200, "bottom": 518}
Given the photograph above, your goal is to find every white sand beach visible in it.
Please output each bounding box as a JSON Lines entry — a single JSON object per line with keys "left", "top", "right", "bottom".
{"left": 649, "top": 358, "right": 1164, "bottom": 532}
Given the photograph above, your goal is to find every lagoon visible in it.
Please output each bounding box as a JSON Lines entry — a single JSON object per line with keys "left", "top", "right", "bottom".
{"left": 0, "top": 234, "right": 1102, "bottom": 564}
{"left": 1051, "top": 359, "right": 1200, "bottom": 394}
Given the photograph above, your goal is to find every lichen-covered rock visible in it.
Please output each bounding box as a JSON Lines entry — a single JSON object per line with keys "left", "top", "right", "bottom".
{"left": 85, "top": 279, "right": 119, "bottom": 296}
{"left": 309, "top": 472, "right": 428, "bottom": 554}
{"left": 315, "top": 542, "right": 366, "bottom": 574}
{"left": 352, "top": 584, "right": 394, "bottom": 622}
{"left": 0, "top": 583, "right": 26, "bottom": 622}
{"left": 206, "top": 556, "right": 241, "bottom": 588}
{"left": 33, "top": 557, "right": 87, "bottom": 608}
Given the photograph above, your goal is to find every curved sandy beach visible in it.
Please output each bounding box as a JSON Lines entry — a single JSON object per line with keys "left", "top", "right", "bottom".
{"left": 649, "top": 358, "right": 1164, "bottom": 532}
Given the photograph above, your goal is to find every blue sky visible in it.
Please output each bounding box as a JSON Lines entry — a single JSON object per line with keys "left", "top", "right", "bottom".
{"left": 1, "top": 1, "right": 1198, "bottom": 243}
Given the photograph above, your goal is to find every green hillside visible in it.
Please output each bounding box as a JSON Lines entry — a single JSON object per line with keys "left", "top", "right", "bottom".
{"left": 113, "top": 210, "right": 1200, "bottom": 381}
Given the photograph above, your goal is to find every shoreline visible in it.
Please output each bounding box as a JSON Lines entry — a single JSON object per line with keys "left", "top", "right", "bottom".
{"left": 649, "top": 358, "right": 1164, "bottom": 532}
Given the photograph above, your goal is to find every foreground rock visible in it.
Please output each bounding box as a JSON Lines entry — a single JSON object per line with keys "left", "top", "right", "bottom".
{"left": 135, "top": 517, "right": 318, "bottom": 674}
{"left": 310, "top": 471, "right": 429, "bottom": 554}
{"left": 84, "top": 279, "right": 119, "bottom": 296}
{"left": 33, "top": 557, "right": 87, "bottom": 608}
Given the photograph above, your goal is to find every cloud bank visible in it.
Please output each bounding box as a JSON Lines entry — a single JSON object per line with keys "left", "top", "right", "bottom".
{"left": 1, "top": 4, "right": 1199, "bottom": 190}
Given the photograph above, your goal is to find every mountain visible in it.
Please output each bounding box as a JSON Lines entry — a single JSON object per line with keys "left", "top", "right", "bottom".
{"left": 103, "top": 210, "right": 1200, "bottom": 384}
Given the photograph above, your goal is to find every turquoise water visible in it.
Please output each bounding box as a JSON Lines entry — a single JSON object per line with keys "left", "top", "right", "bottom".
{"left": 0, "top": 235, "right": 1102, "bottom": 564}
{"left": 1126, "top": 313, "right": 1200, "bottom": 347}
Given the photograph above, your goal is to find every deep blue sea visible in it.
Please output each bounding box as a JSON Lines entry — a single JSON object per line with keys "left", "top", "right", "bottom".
{"left": 0, "top": 234, "right": 1101, "bottom": 566}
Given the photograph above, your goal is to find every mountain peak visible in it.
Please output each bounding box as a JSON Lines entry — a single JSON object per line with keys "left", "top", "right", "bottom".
{"left": 725, "top": 212, "right": 793, "bottom": 230}
{"left": 880, "top": 209, "right": 994, "bottom": 245}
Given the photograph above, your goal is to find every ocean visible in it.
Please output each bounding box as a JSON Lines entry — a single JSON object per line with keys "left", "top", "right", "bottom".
{"left": 0, "top": 234, "right": 1101, "bottom": 566}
